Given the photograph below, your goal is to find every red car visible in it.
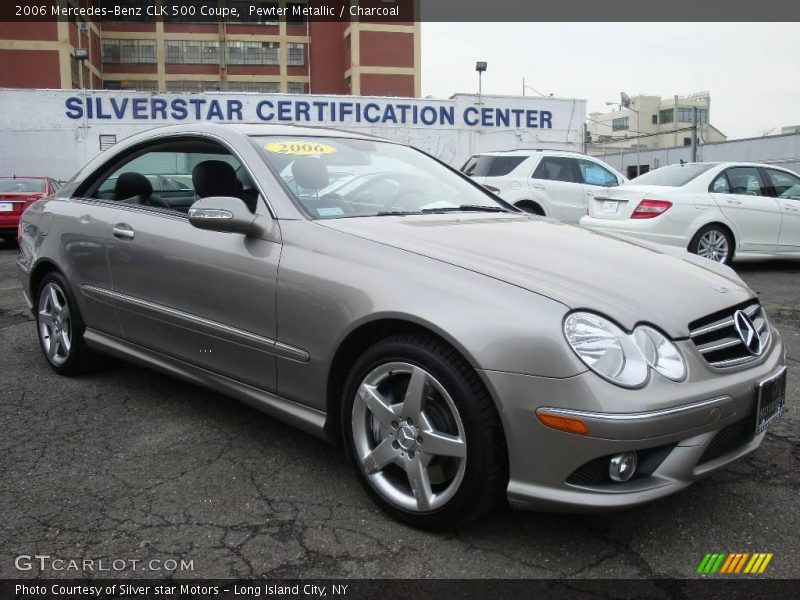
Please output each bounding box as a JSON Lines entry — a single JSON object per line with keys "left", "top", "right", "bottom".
{"left": 0, "top": 177, "right": 60, "bottom": 241}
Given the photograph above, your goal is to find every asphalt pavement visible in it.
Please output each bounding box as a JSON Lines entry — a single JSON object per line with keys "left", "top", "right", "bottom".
{"left": 1, "top": 238, "right": 798, "bottom": 579}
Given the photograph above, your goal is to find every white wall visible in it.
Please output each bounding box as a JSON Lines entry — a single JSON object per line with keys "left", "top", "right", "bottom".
{"left": 0, "top": 89, "right": 586, "bottom": 180}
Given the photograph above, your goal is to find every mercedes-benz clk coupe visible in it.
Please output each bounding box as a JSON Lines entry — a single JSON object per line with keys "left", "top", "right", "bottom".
{"left": 17, "top": 124, "right": 786, "bottom": 528}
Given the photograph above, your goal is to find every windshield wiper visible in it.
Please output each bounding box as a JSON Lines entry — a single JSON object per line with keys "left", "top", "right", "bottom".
{"left": 375, "top": 210, "right": 423, "bottom": 216}
{"left": 421, "top": 205, "right": 511, "bottom": 213}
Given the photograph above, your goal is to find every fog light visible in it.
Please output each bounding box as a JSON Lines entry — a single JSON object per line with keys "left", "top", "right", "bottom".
{"left": 609, "top": 451, "right": 637, "bottom": 482}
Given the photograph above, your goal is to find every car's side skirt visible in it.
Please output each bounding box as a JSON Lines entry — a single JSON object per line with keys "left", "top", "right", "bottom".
{"left": 83, "top": 328, "right": 328, "bottom": 440}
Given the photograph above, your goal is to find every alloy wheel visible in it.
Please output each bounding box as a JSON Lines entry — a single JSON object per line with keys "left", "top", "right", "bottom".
{"left": 351, "top": 362, "right": 467, "bottom": 513}
{"left": 696, "top": 229, "right": 729, "bottom": 263}
{"left": 38, "top": 282, "right": 72, "bottom": 366}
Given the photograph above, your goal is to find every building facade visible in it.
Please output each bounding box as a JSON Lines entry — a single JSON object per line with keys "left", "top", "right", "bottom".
{"left": 0, "top": 0, "right": 420, "bottom": 96}
{"left": 587, "top": 92, "right": 727, "bottom": 156}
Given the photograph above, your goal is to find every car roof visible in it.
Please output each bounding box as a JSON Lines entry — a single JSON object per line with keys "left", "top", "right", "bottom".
{"left": 126, "top": 122, "right": 387, "bottom": 142}
{"left": 0, "top": 176, "right": 47, "bottom": 179}
{"left": 473, "top": 149, "right": 586, "bottom": 158}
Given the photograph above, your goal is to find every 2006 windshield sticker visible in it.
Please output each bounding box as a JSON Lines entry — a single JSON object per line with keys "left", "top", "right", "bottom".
{"left": 265, "top": 141, "right": 337, "bottom": 156}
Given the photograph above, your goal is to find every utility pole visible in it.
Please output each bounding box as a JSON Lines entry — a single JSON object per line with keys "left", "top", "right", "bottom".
{"left": 691, "top": 106, "right": 698, "bottom": 162}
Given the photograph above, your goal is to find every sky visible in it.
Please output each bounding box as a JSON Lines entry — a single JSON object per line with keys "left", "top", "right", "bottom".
{"left": 421, "top": 23, "right": 800, "bottom": 139}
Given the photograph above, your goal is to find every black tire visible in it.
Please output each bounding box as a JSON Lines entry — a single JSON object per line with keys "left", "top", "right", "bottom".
{"left": 515, "top": 200, "right": 545, "bottom": 216}
{"left": 341, "top": 334, "right": 507, "bottom": 529}
{"left": 35, "top": 271, "right": 99, "bottom": 376}
{"left": 689, "top": 224, "right": 734, "bottom": 265}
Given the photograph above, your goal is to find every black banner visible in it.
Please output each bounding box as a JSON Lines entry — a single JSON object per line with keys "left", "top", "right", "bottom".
{"left": 3, "top": 0, "right": 800, "bottom": 22}
{"left": 1, "top": 579, "right": 797, "bottom": 600}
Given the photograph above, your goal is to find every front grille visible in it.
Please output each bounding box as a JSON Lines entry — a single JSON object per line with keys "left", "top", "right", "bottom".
{"left": 689, "top": 301, "right": 770, "bottom": 368}
{"left": 698, "top": 415, "right": 755, "bottom": 464}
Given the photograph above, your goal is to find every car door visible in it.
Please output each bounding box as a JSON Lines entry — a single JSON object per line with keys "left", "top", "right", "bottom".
{"left": 88, "top": 138, "right": 283, "bottom": 392}
{"left": 575, "top": 158, "right": 623, "bottom": 214}
{"left": 530, "top": 156, "right": 585, "bottom": 222}
{"left": 764, "top": 167, "right": 800, "bottom": 251}
{"left": 709, "top": 167, "right": 781, "bottom": 253}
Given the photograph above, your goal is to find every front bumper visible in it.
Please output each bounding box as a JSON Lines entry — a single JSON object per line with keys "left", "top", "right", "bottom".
{"left": 480, "top": 329, "right": 785, "bottom": 512}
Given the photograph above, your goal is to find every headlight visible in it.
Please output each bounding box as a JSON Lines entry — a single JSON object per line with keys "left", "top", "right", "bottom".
{"left": 632, "top": 325, "right": 686, "bottom": 381}
{"left": 563, "top": 312, "right": 648, "bottom": 387}
{"left": 564, "top": 312, "right": 686, "bottom": 388}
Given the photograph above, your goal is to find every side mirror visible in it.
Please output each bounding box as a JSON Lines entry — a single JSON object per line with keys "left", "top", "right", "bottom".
{"left": 189, "top": 196, "right": 262, "bottom": 235}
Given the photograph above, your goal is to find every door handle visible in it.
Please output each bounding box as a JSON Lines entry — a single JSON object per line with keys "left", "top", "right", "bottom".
{"left": 112, "top": 223, "right": 135, "bottom": 240}
{"left": 531, "top": 183, "right": 546, "bottom": 190}
{"left": 726, "top": 199, "right": 742, "bottom": 205}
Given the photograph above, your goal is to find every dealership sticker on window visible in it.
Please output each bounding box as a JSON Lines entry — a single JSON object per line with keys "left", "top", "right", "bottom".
{"left": 265, "top": 141, "right": 337, "bottom": 156}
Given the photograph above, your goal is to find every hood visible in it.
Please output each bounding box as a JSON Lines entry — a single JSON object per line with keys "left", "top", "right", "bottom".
{"left": 319, "top": 213, "right": 753, "bottom": 337}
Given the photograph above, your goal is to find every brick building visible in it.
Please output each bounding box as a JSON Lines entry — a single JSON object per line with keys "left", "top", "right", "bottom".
{"left": 0, "top": 0, "right": 420, "bottom": 96}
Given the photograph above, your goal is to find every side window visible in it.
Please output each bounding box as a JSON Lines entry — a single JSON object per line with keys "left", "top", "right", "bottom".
{"left": 576, "top": 159, "right": 619, "bottom": 187}
{"left": 724, "top": 167, "right": 769, "bottom": 196}
{"left": 533, "top": 157, "right": 578, "bottom": 183}
{"left": 91, "top": 146, "right": 253, "bottom": 214}
{"left": 710, "top": 172, "right": 731, "bottom": 194}
{"left": 766, "top": 169, "right": 800, "bottom": 199}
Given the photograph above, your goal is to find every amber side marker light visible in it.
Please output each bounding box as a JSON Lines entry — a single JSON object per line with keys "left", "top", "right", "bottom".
{"left": 537, "top": 412, "right": 589, "bottom": 435}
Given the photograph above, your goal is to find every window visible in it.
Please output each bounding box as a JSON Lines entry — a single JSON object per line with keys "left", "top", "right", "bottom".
{"left": 165, "top": 80, "right": 221, "bottom": 93}
{"left": 721, "top": 167, "right": 767, "bottom": 196}
{"left": 576, "top": 159, "right": 619, "bottom": 187}
{"left": 99, "top": 135, "right": 117, "bottom": 151}
{"left": 165, "top": 40, "right": 220, "bottom": 65}
{"left": 90, "top": 142, "right": 254, "bottom": 214}
{"left": 226, "top": 41, "right": 279, "bottom": 65}
{"left": 287, "top": 82, "right": 307, "bottom": 94}
{"left": 766, "top": 169, "right": 800, "bottom": 199}
{"left": 104, "top": 80, "right": 158, "bottom": 91}
{"left": 102, "top": 39, "right": 157, "bottom": 64}
{"left": 631, "top": 163, "right": 714, "bottom": 186}
{"left": 683, "top": 137, "right": 692, "bottom": 146}
{"left": 611, "top": 116, "right": 629, "bottom": 131}
{"left": 651, "top": 114, "right": 657, "bottom": 125}
{"left": 0, "top": 178, "right": 45, "bottom": 193}
{"left": 533, "top": 157, "right": 578, "bottom": 183}
{"left": 710, "top": 173, "right": 731, "bottom": 194}
{"left": 287, "top": 43, "right": 305, "bottom": 66}
{"left": 677, "top": 107, "right": 708, "bottom": 123}
{"left": 659, "top": 108, "right": 674, "bottom": 124}
{"left": 257, "top": 136, "right": 507, "bottom": 219}
{"left": 461, "top": 155, "right": 527, "bottom": 177}
{"left": 227, "top": 81, "right": 280, "bottom": 93}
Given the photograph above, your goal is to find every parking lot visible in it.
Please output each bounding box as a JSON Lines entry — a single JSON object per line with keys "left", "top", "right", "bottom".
{"left": 0, "top": 238, "right": 798, "bottom": 580}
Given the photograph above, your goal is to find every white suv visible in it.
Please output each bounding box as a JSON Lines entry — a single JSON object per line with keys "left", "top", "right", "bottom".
{"left": 461, "top": 150, "right": 626, "bottom": 223}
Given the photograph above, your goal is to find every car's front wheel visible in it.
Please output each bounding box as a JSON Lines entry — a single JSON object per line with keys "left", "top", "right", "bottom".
{"left": 341, "top": 334, "right": 507, "bottom": 529}
{"left": 36, "top": 272, "right": 99, "bottom": 376}
{"left": 689, "top": 224, "right": 733, "bottom": 265}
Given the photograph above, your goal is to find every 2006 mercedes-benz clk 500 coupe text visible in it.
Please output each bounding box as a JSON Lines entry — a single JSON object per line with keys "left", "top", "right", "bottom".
{"left": 17, "top": 124, "right": 787, "bottom": 528}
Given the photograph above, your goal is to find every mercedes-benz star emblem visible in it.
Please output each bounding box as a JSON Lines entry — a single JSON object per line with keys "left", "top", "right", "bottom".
{"left": 733, "top": 310, "right": 762, "bottom": 356}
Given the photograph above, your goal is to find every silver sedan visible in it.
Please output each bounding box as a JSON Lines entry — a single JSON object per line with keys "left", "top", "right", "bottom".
{"left": 17, "top": 124, "right": 787, "bottom": 528}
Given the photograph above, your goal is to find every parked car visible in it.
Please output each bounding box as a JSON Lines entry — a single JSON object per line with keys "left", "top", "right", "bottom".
{"left": 580, "top": 162, "right": 800, "bottom": 264}
{"left": 0, "top": 176, "right": 59, "bottom": 241}
{"left": 18, "top": 125, "right": 785, "bottom": 528}
{"left": 461, "top": 149, "right": 626, "bottom": 222}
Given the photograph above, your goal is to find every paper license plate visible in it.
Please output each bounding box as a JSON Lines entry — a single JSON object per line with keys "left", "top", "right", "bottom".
{"left": 755, "top": 368, "right": 787, "bottom": 433}
{"left": 600, "top": 200, "right": 619, "bottom": 214}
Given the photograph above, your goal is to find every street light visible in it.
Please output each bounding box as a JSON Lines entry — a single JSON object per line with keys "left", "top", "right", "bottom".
{"left": 476, "top": 61, "right": 487, "bottom": 98}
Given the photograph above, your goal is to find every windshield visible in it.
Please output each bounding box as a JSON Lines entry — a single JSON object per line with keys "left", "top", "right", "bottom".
{"left": 0, "top": 178, "right": 45, "bottom": 193}
{"left": 629, "top": 164, "right": 714, "bottom": 187}
{"left": 256, "top": 136, "right": 509, "bottom": 219}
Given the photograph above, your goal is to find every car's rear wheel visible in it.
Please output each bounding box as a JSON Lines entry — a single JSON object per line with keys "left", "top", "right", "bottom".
{"left": 341, "top": 334, "right": 507, "bottom": 529}
{"left": 36, "top": 272, "right": 99, "bottom": 376}
{"left": 515, "top": 200, "right": 545, "bottom": 216}
{"left": 689, "top": 224, "right": 733, "bottom": 265}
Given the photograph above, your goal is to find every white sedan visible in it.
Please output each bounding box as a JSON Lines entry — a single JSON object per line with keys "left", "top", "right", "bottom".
{"left": 580, "top": 162, "right": 800, "bottom": 264}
